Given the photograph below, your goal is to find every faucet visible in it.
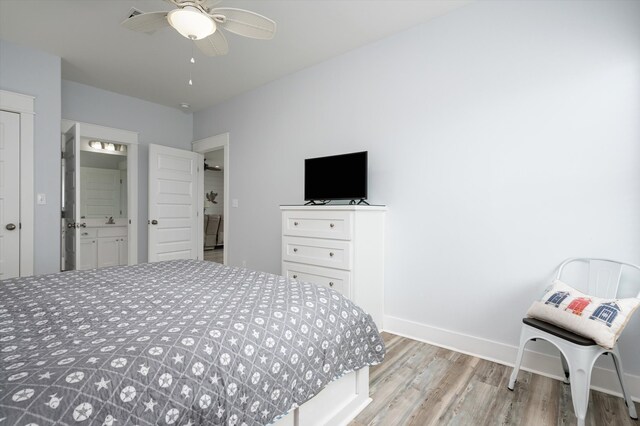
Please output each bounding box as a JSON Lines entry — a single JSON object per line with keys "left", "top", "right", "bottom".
{"left": 106, "top": 216, "right": 115, "bottom": 224}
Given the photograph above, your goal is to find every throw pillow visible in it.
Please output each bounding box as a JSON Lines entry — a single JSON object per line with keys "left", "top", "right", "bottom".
{"left": 526, "top": 279, "right": 640, "bottom": 349}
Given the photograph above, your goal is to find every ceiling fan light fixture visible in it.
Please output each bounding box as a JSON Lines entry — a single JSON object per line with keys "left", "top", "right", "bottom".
{"left": 168, "top": 7, "right": 216, "bottom": 40}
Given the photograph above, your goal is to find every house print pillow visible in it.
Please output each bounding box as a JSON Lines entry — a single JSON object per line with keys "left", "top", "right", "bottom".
{"left": 526, "top": 279, "right": 640, "bottom": 349}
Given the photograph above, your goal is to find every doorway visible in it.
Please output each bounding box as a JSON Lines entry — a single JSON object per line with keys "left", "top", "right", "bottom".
{"left": 193, "top": 133, "right": 229, "bottom": 265}
{"left": 203, "top": 149, "right": 224, "bottom": 263}
{"left": 60, "top": 120, "right": 139, "bottom": 271}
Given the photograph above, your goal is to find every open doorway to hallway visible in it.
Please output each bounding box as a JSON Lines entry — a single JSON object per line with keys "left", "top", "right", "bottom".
{"left": 203, "top": 149, "right": 224, "bottom": 264}
{"left": 193, "top": 132, "right": 229, "bottom": 266}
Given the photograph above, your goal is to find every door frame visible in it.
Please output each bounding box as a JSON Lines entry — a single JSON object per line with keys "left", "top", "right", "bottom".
{"left": 0, "top": 90, "right": 34, "bottom": 276}
{"left": 61, "top": 119, "right": 139, "bottom": 266}
{"left": 192, "top": 133, "right": 229, "bottom": 265}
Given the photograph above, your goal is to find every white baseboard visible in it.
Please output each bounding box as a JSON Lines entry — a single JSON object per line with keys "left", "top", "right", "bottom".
{"left": 383, "top": 315, "right": 640, "bottom": 402}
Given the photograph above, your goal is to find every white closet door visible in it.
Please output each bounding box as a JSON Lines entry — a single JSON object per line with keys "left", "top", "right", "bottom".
{"left": 63, "top": 124, "right": 82, "bottom": 271}
{"left": 148, "top": 144, "right": 202, "bottom": 262}
{"left": 0, "top": 111, "right": 20, "bottom": 279}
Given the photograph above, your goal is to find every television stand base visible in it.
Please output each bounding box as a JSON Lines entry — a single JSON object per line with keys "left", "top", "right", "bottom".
{"left": 350, "top": 199, "right": 369, "bottom": 205}
{"left": 304, "top": 200, "right": 329, "bottom": 206}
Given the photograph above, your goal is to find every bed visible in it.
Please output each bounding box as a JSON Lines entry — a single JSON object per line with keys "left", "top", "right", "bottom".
{"left": 0, "top": 260, "right": 384, "bottom": 425}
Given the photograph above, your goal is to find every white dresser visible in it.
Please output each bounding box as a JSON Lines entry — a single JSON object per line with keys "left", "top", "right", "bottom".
{"left": 281, "top": 205, "right": 386, "bottom": 329}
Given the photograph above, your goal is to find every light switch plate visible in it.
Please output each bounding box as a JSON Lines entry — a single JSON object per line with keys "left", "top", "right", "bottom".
{"left": 232, "top": 199, "right": 239, "bottom": 208}
{"left": 37, "top": 193, "right": 46, "bottom": 205}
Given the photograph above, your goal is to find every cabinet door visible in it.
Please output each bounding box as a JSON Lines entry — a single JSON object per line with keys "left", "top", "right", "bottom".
{"left": 98, "top": 237, "right": 119, "bottom": 268}
{"left": 118, "top": 238, "right": 128, "bottom": 266}
{"left": 78, "top": 239, "right": 97, "bottom": 270}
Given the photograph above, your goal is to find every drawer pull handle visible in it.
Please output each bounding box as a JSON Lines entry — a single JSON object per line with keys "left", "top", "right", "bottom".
{"left": 294, "top": 221, "right": 299, "bottom": 226}
{"left": 329, "top": 223, "right": 335, "bottom": 228}
{"left": 292, "top": 274, "right": 298, "bottom": 279}
{"left": 329, "top": 281, "right": 334, "bottom": 287}
{"left": 329, "top": 252, "right": 334, "bottom": 257}
{"left": 293, "top": 248, "right": 298, "bottom": 253}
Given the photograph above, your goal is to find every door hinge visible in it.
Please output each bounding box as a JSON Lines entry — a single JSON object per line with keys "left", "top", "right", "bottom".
{"left": 129, "top": 219, "right": 131, "bottom": 224}
{"left": 61, "top": 152, "right": 64, "bottom": 159}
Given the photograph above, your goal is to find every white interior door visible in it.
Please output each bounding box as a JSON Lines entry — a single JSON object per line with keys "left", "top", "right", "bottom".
{"left": 0, "top": 110, "right": 20, "bottom": 279}
{"left": 148, "top": 144, "right": 202, "bottom": 262}
{"left": 63, "top": 124, "right": 81, "bottom": 271}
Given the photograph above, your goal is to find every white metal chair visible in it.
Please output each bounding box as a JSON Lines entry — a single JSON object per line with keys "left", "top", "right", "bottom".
{"left": 508, "top": 258, "right": 640, "bottom": 426}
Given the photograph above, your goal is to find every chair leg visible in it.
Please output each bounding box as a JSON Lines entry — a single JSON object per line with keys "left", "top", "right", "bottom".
{"left": 568, "top": 354, "right": 593, "bottom": 426}
{"left": 610, "top": 347, "right": 638, "bottom": 420}
{"left": 508, "top": 328, "right": 529, "bottom": 391}
{"left": 560, "top": 353, "right": 570, "bottom": 384}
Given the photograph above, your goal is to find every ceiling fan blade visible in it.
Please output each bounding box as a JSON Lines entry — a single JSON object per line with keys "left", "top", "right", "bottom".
{"left": 166, "top": 0, "right": 220, "bottom": 10}
{"left": 200, "top": 0, "right": 222, "bottom": 11}
{"left": 121, "top": 11, "right": 169, "bottom": 34}
{"left": 194, "top": 30, "right": 229, "bottom": 56}
{"left": 210, "top": 8, "right": 276, "bottom": 40}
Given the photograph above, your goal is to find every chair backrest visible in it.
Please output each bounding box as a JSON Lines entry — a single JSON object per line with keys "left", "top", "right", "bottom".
{"left": 555, "top": 258, "right": 640, "bottom": 298}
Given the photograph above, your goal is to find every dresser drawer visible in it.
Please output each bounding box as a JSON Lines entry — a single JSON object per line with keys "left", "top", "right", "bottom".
{"left": 282, "top": 262, "right": 351, "bottom": 297}
{"left": 282, "top": 236, "right": 352, "bottom": 270}
{"left": 282, "top": 210, "right": 353, "bottom": 240}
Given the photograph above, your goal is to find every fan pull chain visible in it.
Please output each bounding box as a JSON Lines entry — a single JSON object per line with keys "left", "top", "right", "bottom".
{"left": 189, "top": 44, "right": 195, "bottom": 86}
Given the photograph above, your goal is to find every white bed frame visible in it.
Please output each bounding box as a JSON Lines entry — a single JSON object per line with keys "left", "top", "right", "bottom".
{"left": 273, "top": 367, "right": 370, "bottom": 426}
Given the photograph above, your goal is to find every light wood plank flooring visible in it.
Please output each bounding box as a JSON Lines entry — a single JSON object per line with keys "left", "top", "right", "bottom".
{"left": 350, "top": 332, "right": 639, "bottom": 426}
{"left": 203, "top": 248, "right": 224, "bottom": 263}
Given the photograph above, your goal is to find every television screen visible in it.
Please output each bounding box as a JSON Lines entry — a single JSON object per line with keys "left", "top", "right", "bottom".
{"left": 304, "top": 151, "right": 368, "bottom": 201}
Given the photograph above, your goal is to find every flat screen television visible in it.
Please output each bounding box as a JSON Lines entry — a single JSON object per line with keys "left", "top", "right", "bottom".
{"left": 304, "top": 151, "right": 368, "bottom": 202}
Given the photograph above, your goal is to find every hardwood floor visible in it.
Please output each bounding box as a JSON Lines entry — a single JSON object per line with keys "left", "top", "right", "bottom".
{"left": 203, "top": 247, "right": 223, "bottom": 263}
{"left": 350, "top": 332, "right": 639, "bottom": 426}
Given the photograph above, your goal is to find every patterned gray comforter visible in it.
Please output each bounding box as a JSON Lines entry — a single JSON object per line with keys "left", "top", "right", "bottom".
{"left": 0, "top": 260, "right": 385, "bottom": 425}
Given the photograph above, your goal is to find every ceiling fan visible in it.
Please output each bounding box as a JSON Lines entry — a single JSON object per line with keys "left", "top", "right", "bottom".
{"left": 121, "top": 0, "right": 276, "bottom": 56}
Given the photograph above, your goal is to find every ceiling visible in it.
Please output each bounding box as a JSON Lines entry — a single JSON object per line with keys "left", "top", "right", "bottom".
{"left": 0, "top": 0, "right": 471, "bottom": 112}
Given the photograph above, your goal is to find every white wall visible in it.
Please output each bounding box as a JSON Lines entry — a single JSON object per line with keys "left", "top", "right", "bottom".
{"left": 193, "top": 0, "right": 640, "bottom": 385}
{"left": 62, "top": 80, "right": 193, "bottom": 262}
{"left": 0, "top": 39, "right": 61, "bottom": 275}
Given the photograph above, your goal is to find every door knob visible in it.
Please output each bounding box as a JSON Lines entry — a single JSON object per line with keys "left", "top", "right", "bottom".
{"left": 67, "top": 222, "right": 75, "bottom": 229}
{"left": 5, "top": 223, "right": 16, "bottom": 231}
{"left": 292, "top": 274, "right": 298, "bottom": 279}
{"left": 329, "top": 281, "right": 334, "bottom": 287}
{"left": 151, "top": 220, "right": 158, "bottom": 225}
{"left": 79, "top": 223, "right": 86, "bottom": 228}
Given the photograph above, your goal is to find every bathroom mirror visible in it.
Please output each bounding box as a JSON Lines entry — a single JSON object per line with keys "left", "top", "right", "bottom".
{"left": 79, "top": 150, "right": 127, "bottom": 219}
